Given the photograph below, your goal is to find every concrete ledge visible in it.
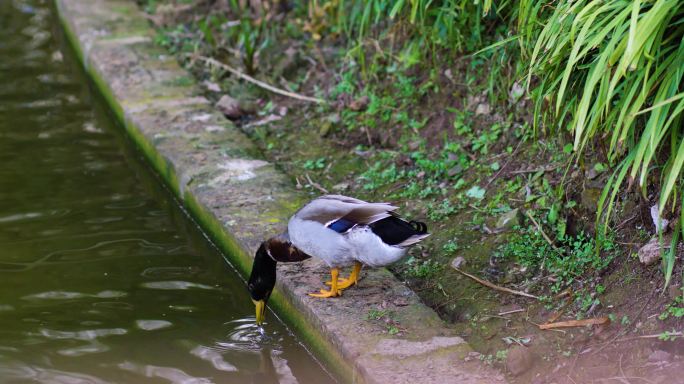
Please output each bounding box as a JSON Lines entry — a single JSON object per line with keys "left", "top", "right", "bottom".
{"left": 54, "top": 1, "right": 507, "bottom": 383}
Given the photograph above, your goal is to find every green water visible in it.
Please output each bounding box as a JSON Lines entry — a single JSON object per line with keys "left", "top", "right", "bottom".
{"left": 0, "top": 1, "right": 331, "bottom": 382}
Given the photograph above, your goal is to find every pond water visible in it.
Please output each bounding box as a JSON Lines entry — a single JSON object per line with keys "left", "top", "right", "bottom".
{"left": 0, "top": 1, "right": 331, "bottom": 382}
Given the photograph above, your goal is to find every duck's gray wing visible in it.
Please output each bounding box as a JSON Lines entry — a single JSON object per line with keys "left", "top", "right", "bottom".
{"left": 294, "top": 194, "right": 399, "bottom": 228}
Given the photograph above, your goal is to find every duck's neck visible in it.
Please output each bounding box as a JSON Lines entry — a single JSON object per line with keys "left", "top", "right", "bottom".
{"left": 254, "top": 244, "right": 277, "bottom": 279}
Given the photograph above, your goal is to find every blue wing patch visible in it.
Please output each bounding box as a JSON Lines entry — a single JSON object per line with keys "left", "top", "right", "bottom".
{"left": 327, "top": 218, "right": 356, "bottom": 233}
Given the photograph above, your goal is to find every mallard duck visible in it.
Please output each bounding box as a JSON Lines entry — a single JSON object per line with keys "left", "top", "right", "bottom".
{"left": 248, "top": 195, "right": 429, "bottom": 325}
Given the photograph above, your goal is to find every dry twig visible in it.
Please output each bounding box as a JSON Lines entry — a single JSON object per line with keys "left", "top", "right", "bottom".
{"left": 197, "top": 56, "right": 326, "bottom": 104}
{"left": 485, "top": 140, "right": 523, "bottom": 188}
{"left": 509, "top": 166, "right": 557, "bottom": 175}
{"left": 498, "top": 308, "right": 526, "bottom": 316}
{"left": 539, "top": 317, "right": 610, "bottom": 330}
{"left": 304, "top": 173, "right": 329, "bottom": 194}
{"left": 452, "top": 268, "right": 539, "bottom": 299}
{"left": 525, "top": 211, "right": 560, "bottom": 251}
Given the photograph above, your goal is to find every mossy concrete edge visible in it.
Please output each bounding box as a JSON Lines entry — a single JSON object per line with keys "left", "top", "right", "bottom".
{"left": 54, "top": 2, "right": 354, "bottom": 382}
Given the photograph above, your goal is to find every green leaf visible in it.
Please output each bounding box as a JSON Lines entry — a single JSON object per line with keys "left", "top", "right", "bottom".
{"left": 563, "top": 144, "right": 573, "bottom": 154}
{"left": 466, "top": 186, "right": 486, "bottom": 200}
{"left": 548, "top": 203, "right": 559, "bottom": 224}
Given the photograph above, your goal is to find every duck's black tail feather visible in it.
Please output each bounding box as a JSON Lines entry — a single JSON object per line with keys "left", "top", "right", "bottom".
{"left": 369, "top": 216, "right": 429, "bottom": 246}
{"left": 408, "top": 220, "right": 428, "bottom": 233}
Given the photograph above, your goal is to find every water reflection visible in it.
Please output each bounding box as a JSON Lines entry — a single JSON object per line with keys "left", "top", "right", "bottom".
{"left": 0, "top": 0, "right": 331, "bottom": 382}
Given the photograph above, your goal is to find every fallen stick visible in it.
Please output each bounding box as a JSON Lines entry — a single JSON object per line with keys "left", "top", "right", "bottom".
{"left": 304, "top": 173, "right": 329, "bottom": 194}
{"left": 632, "top": 331, "right": 683, "bottom": 339}
{"left": 509, "top": 166, "right": 557, "bottom": 175}
{"left": 580, "top": 331, "right": 684, "bottom": 354}
{"left": 498, "top": 308, "right": 526, "bottom": 316}
{"left": 525, "top": 211, "right": 560, "bottom": 251}
{"left": 196, "top": 56, "right": 327, "bottom": 104}
{"left": 452, "top": 268, "right": 539, "bottom": 299}
{"left": 539, "top": 317, "right": 610, "bottom": 330}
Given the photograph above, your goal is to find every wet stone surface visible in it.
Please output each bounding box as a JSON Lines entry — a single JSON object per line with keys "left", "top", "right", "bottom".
{"left": 55, "top": 0, "right": 507, "bottom": 382}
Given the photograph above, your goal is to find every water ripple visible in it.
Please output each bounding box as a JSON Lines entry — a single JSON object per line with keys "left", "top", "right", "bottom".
{"left": 0, "top": 361, "right": 110, "bottom": 384}
{"left": 135, "top": 320, "right": 173, "bottom": 331}
{"left": 36, "top": 328, "right": 127, "bottom": 341}
{"left": 141, "top": 281, "right": 218, "bottom": 291}
{"left": 0, "top": 212, "right": 42, "bottom": 223}
{"left": 22, "top": 290, "right": 127, "bottom": 301}
{"left": 189, "top": 346, "right": 238, "bottom": 372}
{"left": 118, "top": 361, "right": 212, "bottom": 384}
{"left": 141, "top": 266, "right": 201, "bottom": 279}
{"left": 57, "top": 340, "right": 110, "bottom": 357}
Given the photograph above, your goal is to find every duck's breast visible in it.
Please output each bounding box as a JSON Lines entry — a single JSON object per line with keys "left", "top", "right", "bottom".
{"left": 347, "top": 227, "right": 407, "bottom": 267}
{"left": 288, "top": 217, "right": 355, "bottom": 268}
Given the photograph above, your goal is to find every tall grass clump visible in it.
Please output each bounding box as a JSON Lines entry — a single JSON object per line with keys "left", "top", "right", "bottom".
{"left": 341, "top": 0, "right": 485, "bottom": 49}
{"left": 324, "top": 0, "right": 517, "bottom": 57}
{"left": 523, "top": 2, "right": 683, "bottom": 216}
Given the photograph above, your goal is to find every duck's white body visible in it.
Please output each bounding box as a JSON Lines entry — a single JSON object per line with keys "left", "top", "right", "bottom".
{"left": 287, "top": 195, "right": 429, "bottom": 268}
{"left": 345, "top": 226, "right": 408, "bottom": 267}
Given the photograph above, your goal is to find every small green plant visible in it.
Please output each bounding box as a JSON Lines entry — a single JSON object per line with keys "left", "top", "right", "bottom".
{"left": 303, "top": 157, "right": 327, "bottom": 170}
{"left": 658, "top": 330, "right": 683, "bottom": 342}
{"left": 495, "top": 349, "right": 508, "bottom": 361}
{"left": 366, "top": 308, "right": 390, "bottom": 320}
{"left": 659, "top": 293, "right": 684, "bottom": 321}
{"left": 366, "top": 308, "right": 402, "bottom": 335}
{"left": 427, "top": 199, "right": 459, "bottom": 221}
{"left": 405, "top": 257, "right": 442, "bottom": 278}
{"left": 479, "top": 349, "right": 508, "bottom": 366}
{"left": 443, "top": 239, "right": 459, "bottom": 254}
{"left": 495, "top": 226, "right": 617, "bottom": 294}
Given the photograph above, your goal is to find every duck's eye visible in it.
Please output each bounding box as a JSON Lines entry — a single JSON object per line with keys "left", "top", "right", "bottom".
{"left": 248, "top": 283, "right": 254, "bottom": 291}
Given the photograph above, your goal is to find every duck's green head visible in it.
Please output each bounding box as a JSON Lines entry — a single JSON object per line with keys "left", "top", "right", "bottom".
{"left": 248, "top": 242, "right": 277, "bottom": 325}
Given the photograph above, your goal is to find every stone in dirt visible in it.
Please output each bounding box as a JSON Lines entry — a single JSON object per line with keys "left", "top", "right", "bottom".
{"left": 650, "top": 205, "right": 670, "bottom": 233}
{"left": 318, "top": 113, "right": 340, "bottom": 137}
{"left": 348, "top": 95, "right": 369, "bottom": 112}
{"left": 496, "top": 208, "right": 521, "bottom": 230}
{"left": 203, "top": 80, "right": 221, "bottom": 92}
{"left": 509, "top": 82, "right": 524, "bottom": 103}
{"left": 475, "top": 103, "right": 490, "bottom": 115}
{"left": 448, "top": 164, "right": 464, "bottom": 177}
{"left": 506, "top": 346, "right": 535, "bottom": 376}
{"left": 586, "top": 167, "right": 599, "bottom": 180}
{"left": 648, "top": 349, "right": 673, "bottom": 363}
{"left": 215, "top": 95, "right": 254, "bottom": 120}
{"left": 638, "top": 237, "right": 671, "bottom": 266}
{"left": 331, "top": 182, "right": 349, "bottom": 191}
{"left": 451, "top": 256, "right": 466, "bottom": 269}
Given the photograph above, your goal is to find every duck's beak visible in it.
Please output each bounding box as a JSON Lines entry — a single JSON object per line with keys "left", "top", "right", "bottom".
{"left": 253, "top": 299, "right": 266, "bottom": 325}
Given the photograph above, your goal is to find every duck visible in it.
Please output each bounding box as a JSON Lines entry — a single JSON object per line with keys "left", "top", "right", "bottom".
{"left": 248, "top": 194, "right": 429, "bottom": 325}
